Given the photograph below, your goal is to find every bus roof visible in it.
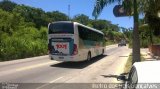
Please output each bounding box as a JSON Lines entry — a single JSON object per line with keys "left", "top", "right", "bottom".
{"left": 49, "top": 21, "right": 104, "bottom": 35}
{"left": 74, "top": 22, "right": 104, "bottom": 35}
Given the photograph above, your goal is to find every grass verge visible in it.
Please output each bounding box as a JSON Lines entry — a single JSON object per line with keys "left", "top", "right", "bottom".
{"left": 124, "top": 54, "right": 146, "bottom": 73}
{"left": 124, "top": 55, "right": 132, "bottom": 73}
{"left": 105, "top": 41, "right": 115, "bottom": 46}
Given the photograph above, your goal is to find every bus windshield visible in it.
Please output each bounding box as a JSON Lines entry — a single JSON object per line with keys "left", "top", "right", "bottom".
{"left": 49, "top": 23, "right": 74, "bottom": 34}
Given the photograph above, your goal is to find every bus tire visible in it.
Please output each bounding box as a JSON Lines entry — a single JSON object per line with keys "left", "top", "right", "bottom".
{"left": 87, "top": 52, "right": 91, "bottom": 61}
{"left": 101, "top": 49, "right": 104, "bottom": 55}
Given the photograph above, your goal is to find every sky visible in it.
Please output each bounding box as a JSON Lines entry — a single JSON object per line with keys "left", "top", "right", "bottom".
{"left": 10, "top": 0, "right": 134, "bottom": 28}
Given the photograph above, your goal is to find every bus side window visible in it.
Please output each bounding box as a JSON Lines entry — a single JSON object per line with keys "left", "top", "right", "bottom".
{"left": 78, "top": 26, "right": 85, "bottom": 40}
{"left": 78, "top": 26, "right": 89, "bottom": 41}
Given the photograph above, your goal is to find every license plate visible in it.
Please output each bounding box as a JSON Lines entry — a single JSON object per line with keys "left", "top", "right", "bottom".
{"left": 59, "top": 57, "right": 64, "bottom": 59}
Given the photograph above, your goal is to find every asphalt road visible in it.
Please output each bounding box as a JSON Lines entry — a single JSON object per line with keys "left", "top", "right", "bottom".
{"left": 0, "top": 45, "right": 131, "bottom": 89}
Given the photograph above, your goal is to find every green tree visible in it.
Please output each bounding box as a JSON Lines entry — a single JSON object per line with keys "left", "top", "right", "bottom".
{"left": 0, "top": 8, "right": 48, "bottom": 61}
{"left": 121, "top": 27, "right": 132, "bottom": 40}
{"left": 92, "top": 0, "right": 143, "bottom": 63}
{"left": 72, "top": 14, "right": 90, "bottom": 25}
{"left": 106, "top": 29, "right": 114, "bottom": 40}
{"left": 91, "top": 20, "right": 109, "bottom": 30}
{"left": 0, "top": 9, "right": 24, "bottom": 35}
{"left": 13, "top": 5, "right": 48, "bottom": 29}
{"left": 110, "top": 24, "right": 120, "bottom": 32}
{"left": 139, "top": 24, "right": 150, "bottom": 48}
{"left": 46, "top": 11, "right": 69, "bottom": 22}
{"left": 144, "top": 0, "right": 160, "bottom": 44}
{"left": 0, "top": 0, "right": 17, "bottom": 12}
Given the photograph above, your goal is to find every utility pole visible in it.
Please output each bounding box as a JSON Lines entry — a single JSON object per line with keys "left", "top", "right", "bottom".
{"left": 68, "top": 4, "right": 70, "bottom": 20}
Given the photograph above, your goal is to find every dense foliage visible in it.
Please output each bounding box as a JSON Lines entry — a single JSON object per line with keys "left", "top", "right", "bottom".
{"left": 0, "top": 8, "right": 48, "bottom": 61}
{"left": 0, "top": 0, "right": 124, "bottom": 61}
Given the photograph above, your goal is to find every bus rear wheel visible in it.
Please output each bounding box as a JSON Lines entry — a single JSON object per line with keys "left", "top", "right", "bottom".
{"left": 87, "top": 52, "right": 91, "bottom": 61}
{"left": 101, "top": 49, "right": 104, "bottom": 55}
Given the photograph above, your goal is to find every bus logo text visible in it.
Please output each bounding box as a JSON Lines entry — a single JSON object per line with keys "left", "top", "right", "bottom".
{"left": 56, "top": 44, "right": 67, "bottom": 49}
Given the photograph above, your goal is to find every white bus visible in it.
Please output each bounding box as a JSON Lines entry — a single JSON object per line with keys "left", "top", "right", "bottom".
{"left": 48, "top": 21, "right": 105, "bottom": 62}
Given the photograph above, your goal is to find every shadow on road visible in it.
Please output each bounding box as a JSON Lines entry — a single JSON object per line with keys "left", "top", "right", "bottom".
{"left": 101, "top": 73, "right": 128, "bottom": 83}
{"left": 101, "top": 73, "right": 129, "bottom": 89}
{"left": 50, "top": 55, "right": 107, "bottom": 69}
{"left": 119, "top": 56, "right": 129, "bottom": 57}
{"left": 101, "top": 73, "right": 128, "bottom": 79}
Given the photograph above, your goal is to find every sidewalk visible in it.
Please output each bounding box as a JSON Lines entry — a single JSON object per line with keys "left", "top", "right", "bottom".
{"left": 141, "top": 48, "right": 156, "bottom": 61}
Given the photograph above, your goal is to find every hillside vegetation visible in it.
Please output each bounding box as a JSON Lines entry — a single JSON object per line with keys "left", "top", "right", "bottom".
{"left": 0, "top": 0, "right": 125, "bottom": 61}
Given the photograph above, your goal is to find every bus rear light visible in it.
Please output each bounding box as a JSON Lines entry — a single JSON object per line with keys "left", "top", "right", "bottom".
{"left": 72, "top": 44, "right": 78, "bottom": 55}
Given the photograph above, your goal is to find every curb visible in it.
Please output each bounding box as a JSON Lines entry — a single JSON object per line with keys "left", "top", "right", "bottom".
{"left": 0, "top": 55, "right": 49, "bottom": 66}
{"left": 141, "top": 49, "right": 156, "bottom": 61}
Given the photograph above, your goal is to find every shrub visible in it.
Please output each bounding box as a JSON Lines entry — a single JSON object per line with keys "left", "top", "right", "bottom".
{"left": 0, "top": 27, "right": 48, "bottom": 61}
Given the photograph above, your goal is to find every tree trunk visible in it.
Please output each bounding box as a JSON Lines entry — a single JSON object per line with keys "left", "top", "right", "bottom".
{"left": 132, "top": 0, "right": 140, "bottom": 64}
{"left": 149, "top": 27, "right": 153, "bottom": 45}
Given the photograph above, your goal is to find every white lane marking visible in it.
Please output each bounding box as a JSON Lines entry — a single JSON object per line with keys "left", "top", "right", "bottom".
{"left": 0, "top": 61, "right": 59, "bottom": 77}
{"left": 16, "top": 61, "right": 58, "bottom": 71}
{"left": 49, "top": 76, "right": 64, "bottom": 83}
{"left": 36, "top": 77, "right": 64, "bottom": 89}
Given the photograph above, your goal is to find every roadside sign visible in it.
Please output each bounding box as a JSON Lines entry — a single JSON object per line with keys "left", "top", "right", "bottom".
{"left": 113, "top": 5, "right": 131, "bottom": 17}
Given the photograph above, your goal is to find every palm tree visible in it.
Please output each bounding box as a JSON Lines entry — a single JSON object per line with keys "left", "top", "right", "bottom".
{"left": 93, "top": 0, "right": 141, "bottom": 64}
{"left": 144, "top": 0, "right": 160, "bottom": 44}
{"left": 132, "top": 0, "right": 140, "bottom": 64}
